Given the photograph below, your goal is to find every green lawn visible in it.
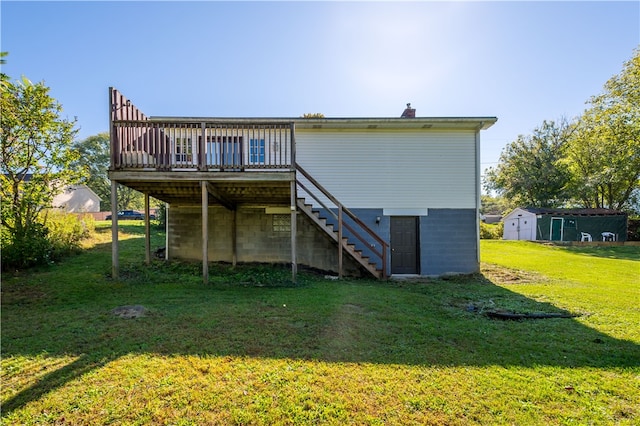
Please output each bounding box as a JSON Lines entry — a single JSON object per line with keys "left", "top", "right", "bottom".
{"left": 2, "top": 225, "right": 639, "bottom": 425}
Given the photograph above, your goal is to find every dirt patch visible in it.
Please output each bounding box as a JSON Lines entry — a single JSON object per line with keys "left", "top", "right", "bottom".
{"left": 111, "top": 305, "right": 148, "bottom": 319}
{"left": 481, "top": 264, "right": 547, "bottom": 285}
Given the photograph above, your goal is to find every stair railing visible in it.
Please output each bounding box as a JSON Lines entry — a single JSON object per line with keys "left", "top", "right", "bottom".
{"left": 295, "top": 163, "right": 388, "bottom": 278}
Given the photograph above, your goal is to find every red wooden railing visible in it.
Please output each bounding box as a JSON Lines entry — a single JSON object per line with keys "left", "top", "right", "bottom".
{"left": 109, "top": 88, "right": 294, "bottom": 171}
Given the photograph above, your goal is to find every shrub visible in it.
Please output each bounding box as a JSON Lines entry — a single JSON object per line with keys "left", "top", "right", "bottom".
{"left": 1, "top": 211, "right": 94, "bottom": 271}
{"left": 45, "top": 210, "right": 94, "bottom": 260}
{"left": 480, "top": 221, "right": 503, "bottom": 239}
{"left": 1, "top": 222, "right": 52, "bottom": 270}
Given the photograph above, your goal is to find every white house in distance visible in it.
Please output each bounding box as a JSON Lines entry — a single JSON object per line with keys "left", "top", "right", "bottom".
{"left": 107, "top": 88, "right": 497, "bottom": 281}
{"left": 52, "top": 184, "right": 101, "bottom": 213}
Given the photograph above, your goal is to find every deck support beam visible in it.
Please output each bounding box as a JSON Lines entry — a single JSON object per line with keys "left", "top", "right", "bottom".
{"left": 111, "top": 180, "right": 119, "bottom": 280}
{"left": 144, "top": 193, "right": 151, "bottom": 265}
{"left": 232, "top": 209, "right": 237, "bottom": 267}
{"left": 290, "top": 179, "right": 297, "bottom": 283}
{"left": 205, "top": 182, "right": 236, "bottom": 211}
{"left": 201, "top": 181, "right": 209, "bottom": 284}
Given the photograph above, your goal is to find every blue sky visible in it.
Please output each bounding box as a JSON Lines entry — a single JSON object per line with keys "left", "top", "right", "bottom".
{"left": 2, "top": 1, "right": 639, "bottom": 177}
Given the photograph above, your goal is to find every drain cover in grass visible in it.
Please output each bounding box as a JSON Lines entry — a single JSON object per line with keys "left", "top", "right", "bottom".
{"left": 111, "top": 305, "right": 148, "bottom": 319}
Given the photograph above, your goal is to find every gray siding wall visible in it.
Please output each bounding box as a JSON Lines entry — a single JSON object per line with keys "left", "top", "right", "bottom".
{"left": 319, "top": 207, "right": 478, "bottom": 276}
{"left": 420, "top": 209, "right": 479, "bottom": 276}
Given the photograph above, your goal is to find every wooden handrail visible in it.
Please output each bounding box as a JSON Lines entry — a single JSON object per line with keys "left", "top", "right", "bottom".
{"left": 295, "top": 163, "right": 388, "bottom": 278}
{"left": 110, "top": 119, "right": 294, "bottom": 171}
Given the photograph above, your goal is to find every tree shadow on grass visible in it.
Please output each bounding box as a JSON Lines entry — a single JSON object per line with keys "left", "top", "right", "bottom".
{"left": 1, "top": 355, "right": 112, "bottom": 415}
{"left": 2, "top": 239, "right": 639, "bottom": 415}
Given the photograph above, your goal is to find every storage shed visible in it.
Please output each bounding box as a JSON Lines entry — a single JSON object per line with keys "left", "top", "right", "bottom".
{"left": 503, "top": 207, "right": 628, "bottom": 242}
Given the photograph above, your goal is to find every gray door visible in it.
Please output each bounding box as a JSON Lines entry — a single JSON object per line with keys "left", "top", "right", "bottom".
{"left": 391, "top": 216, "right": 419, "bottom": 274}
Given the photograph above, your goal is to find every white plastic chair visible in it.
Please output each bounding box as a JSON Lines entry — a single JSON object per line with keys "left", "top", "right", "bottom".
{"left": 601, "top": 232, "right": 615, "bottom": 241}
{"left": 580, "top": 232, "right": 592, "bottom": 242}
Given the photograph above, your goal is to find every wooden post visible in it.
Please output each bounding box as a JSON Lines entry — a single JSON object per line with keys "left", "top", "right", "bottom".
{"left": 290, "top": 122, "right": 296, "bottom": 171}
{"left": 165, "top": 202, "right": 169, "bottom": 260}
{"left": 232, "top": 209, "right": 237, "bottom": 267}
{"left": 144, "top": 193, "right": 151, "bottom": 265}
{"left": 290, "top": 178, "right": 297, "bottom": 283}
{"left": 111, "top": 180, "right": 119, "bottom": 280}
{"left": 201, "top": 181, "right": 209, "bottom": 284}
{"left": 338, "top": 204, "right": 343, "bottom": 279}
{"left": 199, "top": 122, "right": 206, "bottom": 170}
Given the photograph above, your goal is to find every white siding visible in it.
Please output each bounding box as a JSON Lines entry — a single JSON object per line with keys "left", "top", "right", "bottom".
{"left": 296, "top": 129, "right": 478, "bottom": 209}
{"left": 52, "top": 185, "right": 101, "bottom": 213}
{"left": 502, "top": 208, "right": 537, "bottom": 240}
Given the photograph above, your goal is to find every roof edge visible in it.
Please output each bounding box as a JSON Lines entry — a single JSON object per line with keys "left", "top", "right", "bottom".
{"left": 147, "top": 116, "right": 498, "bottom": 130}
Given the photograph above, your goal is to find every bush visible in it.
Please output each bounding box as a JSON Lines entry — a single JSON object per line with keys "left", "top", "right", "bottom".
{"left": 1, "top": 211, "right": 94, "bottom": 271}
{"left": 1, "top": 222, "right": 52, "bottom": 271}
{"left": 45, "top": 210, "right": 94, "bottom": 260}
{"left": 480, "top": 221, "right": 503, "bottom": 239}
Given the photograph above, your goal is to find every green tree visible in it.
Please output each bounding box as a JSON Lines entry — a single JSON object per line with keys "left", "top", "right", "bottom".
{"left": 484, "top": 119, "right": 572, "bottom": 208}
{"left": 0, "top": 52, "right": 9, "bottom": 87}
{"left": 1, "top": 77, "right": 82, "bottom": 267}
{"left": 566, "top": 49, "right": 640, "bottom": 211}
{"left": 480, "top": 194, "right": 513, "bottom": 216}
{"left": 72, "top": 132, "right": 110, "bottom": 208}
{"left": 72, "top": 132, "right": 145, "bottom": 211}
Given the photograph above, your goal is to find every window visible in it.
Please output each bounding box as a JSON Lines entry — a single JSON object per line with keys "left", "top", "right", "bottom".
{"left": 175, "top": 138, "right": 193, "bottom": 163}
{"left": 202, "top": 136, "right": 243, "bottom": 167}
{"left": 249, "top": 138, "right": 265, "bottom": 164}
{"left": 272, "top": 214, "right": 290, "bottom": 232}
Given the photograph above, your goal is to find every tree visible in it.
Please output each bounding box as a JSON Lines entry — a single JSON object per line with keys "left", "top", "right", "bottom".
{"left": 480, "top": 194, "right": 514, "bottom": 216}
{"left": 72, "top": 132, "right": 146, "bottom": 211}
{"left": 0, "top": 52, "right": 9, "bottom": 87}
{"left": 72, "top": 132, "right": 110, "bottom": 207}
{"left": 1, "top": 77, "right": 82, "bottom": 266}
{"left": 484, "top": 119, "right": 572, "bottom": 208}
{"left": 566, "top": 49, "right": 640, "bottom": 211}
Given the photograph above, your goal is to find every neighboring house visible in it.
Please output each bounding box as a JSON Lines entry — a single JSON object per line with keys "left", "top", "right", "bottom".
{"left": 4, "top": 173, "right": 101, "bottom": 213}
{"left": 52, "top": 184, "right": 101, "bottom": 213}
{"left": 481, "top": 214, "right": 502, "bottom": 224}
{"left": 503, "top": 207, "right": 628, "bottom": 242}
{"left": 108, "top": 88, "right": 497, "bottom": 281}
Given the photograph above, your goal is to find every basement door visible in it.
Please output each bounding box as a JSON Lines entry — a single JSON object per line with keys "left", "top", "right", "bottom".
{"left": 390, "top": 216, "right": 419, "bottom": 275}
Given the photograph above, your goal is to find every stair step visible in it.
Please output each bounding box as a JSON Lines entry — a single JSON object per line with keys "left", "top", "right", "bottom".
{"left": 297, "top": 197, "right": 385, "bottom": 280}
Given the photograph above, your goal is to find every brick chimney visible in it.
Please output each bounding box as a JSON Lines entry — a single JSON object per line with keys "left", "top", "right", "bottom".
{"left": 401, "top": 103, "right": 416, "bottom": 118}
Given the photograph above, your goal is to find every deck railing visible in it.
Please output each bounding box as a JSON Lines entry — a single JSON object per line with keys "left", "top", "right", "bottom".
{"left": 111, "top": 120, "right": 295, "bottom": 171}
{"left": 296, "top": 163, "right": 389, "bottom": 278}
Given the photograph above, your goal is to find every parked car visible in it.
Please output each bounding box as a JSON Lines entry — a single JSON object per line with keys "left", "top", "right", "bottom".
{"left": 106, "top": 210, "right": 145, "bottom": 220}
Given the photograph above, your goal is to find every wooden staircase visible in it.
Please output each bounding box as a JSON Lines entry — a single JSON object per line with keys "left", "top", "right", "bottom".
{"left": 295, "top": 163, "right": 388, "bottom": 279}
{"left": 296, "top": 198, "right": 384, "bottom": 279}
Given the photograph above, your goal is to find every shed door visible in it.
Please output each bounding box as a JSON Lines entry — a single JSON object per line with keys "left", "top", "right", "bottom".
{"left": 550, "top": 217, "right": 564, "bottom": 241}
{"left": 391, "top": 217, "right": 419, "bottom": 274}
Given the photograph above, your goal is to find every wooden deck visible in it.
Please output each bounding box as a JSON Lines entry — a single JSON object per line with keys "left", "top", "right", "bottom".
{"left": 108, "top": 170, "right": 295, "bottom": 207}
{"left": 108, "top": 88, "right": 388, "bottom": 282}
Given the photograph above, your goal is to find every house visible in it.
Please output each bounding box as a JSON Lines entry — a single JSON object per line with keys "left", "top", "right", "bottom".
{"left": 107, "top": 88, "right": 497, "bottom": 282}
{"left": 4, "top": 173, "right": 101, "bottom": 213}
{"left": 52, "top": 184, "right": 101, "bottom": 213}
{"left": 503, "top": 207, "right": 628, "bottom": 242}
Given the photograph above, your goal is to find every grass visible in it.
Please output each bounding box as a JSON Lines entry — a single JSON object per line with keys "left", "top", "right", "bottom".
{"left": 1, "top": 223, "right": 639, "bottom": 425}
